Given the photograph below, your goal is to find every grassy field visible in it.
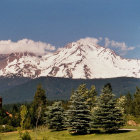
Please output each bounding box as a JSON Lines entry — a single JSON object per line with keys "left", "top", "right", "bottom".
{"left": 0, "top": 126, "right": 140, "bottom": 140}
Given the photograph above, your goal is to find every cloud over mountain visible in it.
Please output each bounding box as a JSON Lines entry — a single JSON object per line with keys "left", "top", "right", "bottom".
{"left": 0, "top": 37, "right": 139, "bottom": 79}
{"left": 104, "top": 38, "right": 135, "bottom": 56}
{"left": 0, "top": 37, "right": 135, "bottom": 57}
{"left": 73, "top": 37, "right": 135, "bottom": 57}
{"left": 0, "top": 39, "right": 56, "bottom": 55}
{"left": 77, "top": 37, "right": 102, "bottom": 46}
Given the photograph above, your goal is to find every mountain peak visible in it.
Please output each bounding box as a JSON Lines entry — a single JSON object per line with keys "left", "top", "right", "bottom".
{"left": 0, "top": 38, "right": 140, "bottom": 79}
{"left": 64, "top": 37, "right": 100, "bottom": 50}
{"left": 77, "top": 37, "right": 99, "bottom": 46}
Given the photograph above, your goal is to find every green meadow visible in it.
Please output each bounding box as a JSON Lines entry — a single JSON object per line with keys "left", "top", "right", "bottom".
{"left": 0, "top": 126, "right": 140, "bottom": 140}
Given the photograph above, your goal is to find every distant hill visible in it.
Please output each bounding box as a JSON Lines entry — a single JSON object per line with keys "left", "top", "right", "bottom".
{"left": 0, "top": 76, "right": 140, "bottom": 104}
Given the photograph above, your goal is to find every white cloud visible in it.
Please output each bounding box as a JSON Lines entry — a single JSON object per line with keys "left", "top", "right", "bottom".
{"left": 105, "top": 37, "right": 135, "bottom": 55}
{"left": 0, "top": 37, "right": 135, "bottom": 56}
{"left": 0, "top": 39, "right": 56, "bottom": 55}
{"left": 77, "top": 37, "right": 135, "bottom": 56}
{"left": 77, "top": 37, "right": 102, "bottom": 46}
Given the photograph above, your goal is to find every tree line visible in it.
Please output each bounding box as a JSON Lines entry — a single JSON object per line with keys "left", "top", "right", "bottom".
{"left": 1, "top": 83, "right": 140, "bottom": 134}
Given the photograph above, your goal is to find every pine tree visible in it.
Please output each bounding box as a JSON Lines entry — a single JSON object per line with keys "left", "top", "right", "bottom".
{"left": 92, "top": 83, "right": 124, "bottom": 132}
{"left": 44, "top": 105, "right": 54, "bottom": 129}
{"left": 77, "top": 84, "right": 97, "bottom": 110}
{"left": 67, "top": 87, "right": 91, "bottom": 135}
{"left": 33, "top": 84, "right": 47, "bottom": 108}
{"left": 45, "top": 101, "right": 65, "bottom": 131}
{"left": 116, "top": 95, "right": 126, "bottom": 114}
{"left": 133, "top": 87, "right": 140, "bottom": 116}
{"left": 124, "top": 92, "right": 134, "bottom": 115}
{"left": 86, "top": 85, "right": 97, "bottom": 110}
{"left": 32, "top": 84, "right": 47, "bottom": 126}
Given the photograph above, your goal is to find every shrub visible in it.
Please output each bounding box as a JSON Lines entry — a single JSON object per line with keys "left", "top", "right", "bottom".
{"left": 125, "top": 114, "right": 140, "bottom": 124}
{"left": 21, "top": 131, "right": 32, "bottom": 140}
{"left": 0, "top": 125, "right": 16, "bottom": 132}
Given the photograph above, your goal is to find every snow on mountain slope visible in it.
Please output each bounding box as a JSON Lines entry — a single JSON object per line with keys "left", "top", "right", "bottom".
{"left": 0, "top": 38, "right": 140, "bottom": 79}
{"left": 0, "top": 52, "right": 41, "bottom": 78}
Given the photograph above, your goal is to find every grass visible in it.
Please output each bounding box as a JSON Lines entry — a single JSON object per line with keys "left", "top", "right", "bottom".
{"left": 0, "top": 126, "right": 140, "bottom": 140}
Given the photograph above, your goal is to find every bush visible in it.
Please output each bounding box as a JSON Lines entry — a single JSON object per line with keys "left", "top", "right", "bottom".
{"left": 21, "top": 131, "right": 32, "bottom": 140}
{"left": 0, "top": 125, "right": 16, "bottom": 132}
{"left": 125, "top": 114, "right": 140, "bottom": 124}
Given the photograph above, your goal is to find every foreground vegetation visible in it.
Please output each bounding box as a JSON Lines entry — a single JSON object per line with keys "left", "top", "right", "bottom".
{"left": 0, "top": 125, "right": 140, "bottom": 140}
{"left": 1, "top": 83, "right": 140, "bottom": 139}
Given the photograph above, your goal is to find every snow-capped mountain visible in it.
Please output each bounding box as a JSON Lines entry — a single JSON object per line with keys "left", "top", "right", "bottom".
{"left": 0, "top": 38, "right": 140, "bottom": 79}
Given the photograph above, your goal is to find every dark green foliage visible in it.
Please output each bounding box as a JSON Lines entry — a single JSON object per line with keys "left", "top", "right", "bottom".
{"left": 1, "top": 76, "right": 140, "bottom": 104}
{"left": 32, "top": 84, "right": 47, "bottom": 126}
{"left": 33, "top": 84, "right": 47, "bottom": 108}
{"left": 0, "top": 109, "right": 8, "bottom": 125}
{"left": 20, "top": 105, "right": 28, "bottom": 129}
{"left": 1, "top": 103, "right": 32, "bottom": 128}
{"left": 45, "top": 101, "right": 65, "bottom": 131}
{"left": 0, "top": 104, "right": 21, "bottom": 127}
{"left": 124, "top": 92, "right": 134, "bottom": 115}
{"left": 0, "top": 125, "right": 16, "bottom": 132}
{"left": 68, "top": 84, "right": 91, "bottom": 135}
{"left": 123, "top": 86, "right": 140, "bottom": 118}
{"left": 1, "top": 77, "right": 140, "bottom": 133}
{"left": 10, "top": 114, "right": 20, "bottom": 127}
{"left": 133, "top": 87, "right": 140, "bottom": 116}
{"left": 73, "top": 84, "right": 97, "bottom": 110}
{"left": 83, "top": 85, "right": 97, "bottom": 110}
{"left": 92, "top": 83, "right": 124, "bottom": 132}
{"left": 24, "top": 116, "right": 31, "bottom": 129}
{"left": 21, "top": 131, "right": 32, "bottom": 140}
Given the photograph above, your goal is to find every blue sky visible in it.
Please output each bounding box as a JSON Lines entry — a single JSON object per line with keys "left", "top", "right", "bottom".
{"left": 0, "top": 0, "right": 140, "bottom": 58}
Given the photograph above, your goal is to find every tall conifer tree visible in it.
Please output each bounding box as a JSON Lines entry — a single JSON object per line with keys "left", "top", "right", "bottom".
{"left": 133, "top": 87, "right": 140, "bottom": 116}
{"left": 32, "top": 84, "right": 47, "bottom": 126}
{"left": 124, "top": 92, "right": 133, "bottom": 115}
{"left": 45, "top": 101, "right": 65, "bottom": 131}
{"left": 92, "top": 83, "right": 124, "bottom": 132}
{"left": 67, "top": 85, "right": 91, "bottom": 134}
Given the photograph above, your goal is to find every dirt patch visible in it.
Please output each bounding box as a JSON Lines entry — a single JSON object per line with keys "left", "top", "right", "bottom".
{"left": 127, "top": 120, "right": 137, "bottom": 126}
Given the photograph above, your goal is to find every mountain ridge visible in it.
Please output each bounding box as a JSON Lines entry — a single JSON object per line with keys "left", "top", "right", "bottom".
{"left": 0, "top": 38, "right": 140, "bottom": 79}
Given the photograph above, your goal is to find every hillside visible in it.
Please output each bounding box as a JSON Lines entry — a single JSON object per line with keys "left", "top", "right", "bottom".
{"left": 0, "top": 76, "right": 140, "bottom": 104}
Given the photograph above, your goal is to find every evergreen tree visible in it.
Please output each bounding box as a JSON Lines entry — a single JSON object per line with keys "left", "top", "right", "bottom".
{"left": 44, "top": 105, "right": 53, "bottom": 129}
{"left": 116, "top": 95, "right": 126, "bottom": 114}
{"left": 33, "top": 84, "right": 47, "bottom": 108}
{"left": 86, "top": 85, "right": 97, "bottom": 110}
{"left": 92, "top": 83, "right": 124, "bottom": 132}
{"left": 67, "top": 88, "right": 91, "bottom": 135}
{"left": 124, "top": 92, "right": 134, "bottom": 115}
{"left": 133, "top": 87, "right": 140, "bottom": 116}
{"left": 45, "top": 101, "right": 65, "bottom": 131}
{"left": 32, "top": 84, "right": 47, "bottom": 126}
{"left": 77, "top": 84, "right": 97, "bottom": 110}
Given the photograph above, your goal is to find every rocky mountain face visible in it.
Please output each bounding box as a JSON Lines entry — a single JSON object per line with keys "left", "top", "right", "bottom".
{"left": 0, "top": 38, "right": 140, "bottom": 79}
{"left": 0, "top": 52, "right": 41, "bottom": 78}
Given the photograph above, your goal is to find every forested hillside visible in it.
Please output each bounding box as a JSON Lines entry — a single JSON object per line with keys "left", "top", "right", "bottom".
{"left": 0, "top": 76, "right": 140, "bottom": 104}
